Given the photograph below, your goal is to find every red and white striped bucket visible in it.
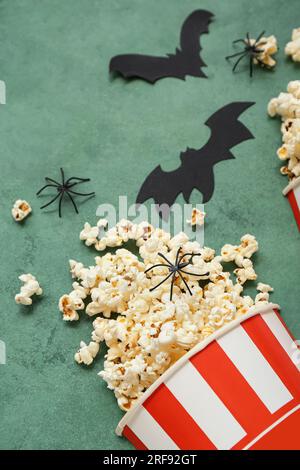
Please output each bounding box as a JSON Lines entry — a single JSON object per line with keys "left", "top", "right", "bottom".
{"left": 116, "top": 304, "right": 300, "bottom": 450}
{"left": 283, "top": 177, "right": 300, "bottom": 231}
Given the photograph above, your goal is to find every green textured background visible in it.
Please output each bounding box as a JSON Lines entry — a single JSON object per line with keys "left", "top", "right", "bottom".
{"left": 0, "top": 0, "right": 299, "bottom": 450}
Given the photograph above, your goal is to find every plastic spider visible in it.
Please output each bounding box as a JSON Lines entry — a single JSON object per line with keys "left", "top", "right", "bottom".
{"left": 226, "top": 31, "right": 267, "bottom": 77}
{"left": 36, "top": 168, "right": 95, "bottom": 217}
{"left": 145, "top": 247, "right": 206, "bottom": 301}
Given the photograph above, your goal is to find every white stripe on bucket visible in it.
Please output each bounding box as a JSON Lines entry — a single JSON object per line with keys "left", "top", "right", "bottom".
{"left": 166, "top": 360, "right": 246, "bottom": 449}
{"left": 129, "top": 407, "right": 179, "bottom": 450}
{"left": 261, "top": 310, "right": 300, "bottom": 371}
{"left": 217, "top": 325, "right": 293, "bottom": 413}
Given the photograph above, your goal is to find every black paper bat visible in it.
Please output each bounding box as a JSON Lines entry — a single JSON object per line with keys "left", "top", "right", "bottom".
{"left": 109, "top": 10, "right": 214, "bottom": 83}
{"left": 136, "top": 102, "right": 255, "bottom": 213}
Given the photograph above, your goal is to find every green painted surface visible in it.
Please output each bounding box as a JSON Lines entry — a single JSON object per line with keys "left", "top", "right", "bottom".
{"left": 0, "top": 0, "right": 299, "bottom": 450}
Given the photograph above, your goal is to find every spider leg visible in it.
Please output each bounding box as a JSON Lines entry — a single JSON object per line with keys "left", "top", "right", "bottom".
{"left": 66, "top": 192, "right": 79, "bottom": 214}
{"left": 255, "top": 30, "right": 266, "bottom": 45}
{"left": 233, "top": 38, "right": 247, "bottom": 44}
{"left": 39, "top": 191, "right": 61, "bottom": 209}
{"left": 144, "top": 263, "right": 169, "bottom": 274}
{"left": 45, "top": 177, "right": 60, "bottom": 186}
{"left": 179, "top": 269, "right": 207, "bottom": 276}
{"left": 65, "top": 177, "right": 91, "bottom": 186}
{"left": 170, "top": 272, "right": 176, "bottom": 301}
{"left": 188, "top": 253, "right": 201, "bottom": 262}
{"left": 157, "top": 253, "right": 173, "bottom": 267}
{"left": 253, "top": 48, "right": 265, "bottom": 55}
{"left": 255, "top": 57, "right": 265, "bottom": 67}
{"left": 60, "top": 168, "right": 65, "bottom": 185}
{"left": 36, "top": 184, "right": 59, "bottom": 195}
{"left": 67, "top": 189, "right": 95, "bottom": 197}
{"left": 226, "top": 51, "right": 247, "bottom": 60}
{"left": 178, "top": 252, "right": 200, "bottom": 265}
{"left": 149, "top": 271, "right": 174, "bottom": 292}
{"left": 177, "top": 271, "right": 193, "bottom": 296}
{"left": 175, "top": 247, "right": 181, "bottom": 265}
{"left": 232, "top": 52, "right": 248, "bottom": 72}
{"left": 250, "top": 55, "right": 253, "bottom": 77}
{"left": 58, "top": 192, "right": 64, "bottom": 218}
{"left": 246, "top": 32, "right": 250, "bottom": 45}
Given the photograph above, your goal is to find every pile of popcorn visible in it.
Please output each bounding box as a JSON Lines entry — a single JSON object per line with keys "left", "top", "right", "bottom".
{"left": 285, "top": 28, "right": 300, "bottom": 62}
{"left": 268, "top": 80, "right": 300, "bottom": 182}
{"left": 250, "top": 34, "right": 278, "bottom": 69}
{"left": 59, "top": 219, "right": 273, "bottom": 412}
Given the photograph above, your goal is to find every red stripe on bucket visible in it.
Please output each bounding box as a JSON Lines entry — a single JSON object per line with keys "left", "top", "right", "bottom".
{"left": 248, "top": 407, "right": 300, "bottom": 450}
{"left": 242, "top": 315, "right": 300, "bottom": 401}
{"left": 190, "top": 340, "right": 272, "bottom": 447}
{"left": 144, "top": 383, "right": 216, "bottom": 450}
{"left": 288, "top": 189, "right": 300, "bottom": 231}
{"left": 123, "top": 425, "right": 148, "bottom": 450}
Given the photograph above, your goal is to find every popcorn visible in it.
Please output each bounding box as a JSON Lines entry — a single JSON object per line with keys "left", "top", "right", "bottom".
{"left": 15, "top": 274, "right": 42, "bottom": 305}
{"left": 221, "top": 234, "right": 258, "bottom": 267}
{"left": 59, "top": 282, "right": 88, "bottom": 321}
{"left": 268, "top": 81, "right": 300, "bottom": 182}
{"left": 257, "top": 282, "right": 274, "bottom": 293}
{"left": 186, "top": 208, "right": 206, "bottom": 227}
{"left": 255, "top": 292, "right": 270, "bottom": 304}
{"left": 75, "top": 341, "right": 99, "bottom": 365}
{"left": 250, "top": 35, "right": 278, "bottom": 68}
{"left": 234, "top": 259, "right": 257, "bottom": 285}
{"left": 79, "top": 222, "right": 100, "bottom": 247}
{"left": 61, "top": 221, "right": 274, "bottom": 411}
{"left": 285, "top": 28, "right": 300, "bottom": 62}
{"left": 11, "top": 199, "right": 32, "bottom": 222}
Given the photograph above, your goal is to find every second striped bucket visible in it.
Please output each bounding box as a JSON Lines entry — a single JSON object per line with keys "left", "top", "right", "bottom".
{"left": 283, "top": 177, "right": 300, "bottom": 231}
{"left": 116, "top": 304, "right": 300, "bottom": 450}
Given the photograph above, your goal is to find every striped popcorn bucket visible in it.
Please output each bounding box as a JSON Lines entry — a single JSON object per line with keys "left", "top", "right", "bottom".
{"left": 283, "top": 177, "right": 300, "bottom": 231}
{"left": 116, "top": 304, "right": 300, "bottom": 450}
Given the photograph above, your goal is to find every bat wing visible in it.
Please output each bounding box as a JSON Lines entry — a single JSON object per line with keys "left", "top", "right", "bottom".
{"left": 136, "top": 155, "right": 215, "bottom": 212}
{"left": 136, "top": 165, "right": 186, "bottom": 208}
{"left": 179, "top": 9, "right": 214, "bottom": 75}
{"left": 136, "top": 102, "right": 254, "bottom": 212}
{"left": 109, "top": 54, "right": 176, "bottom": 84}
{"left": 203, "top": 101, "right": 255, "bottom": 162}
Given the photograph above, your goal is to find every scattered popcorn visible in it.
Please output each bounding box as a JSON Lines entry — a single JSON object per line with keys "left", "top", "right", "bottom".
{"left": 285, "top": 28, "right": 300, "bottom": 62}
{"left": 74, "top": 341, "right": 100, "bottom": 366}
{"left": 80, "top": 218, "right": 154, "bottom": 252}
{"left": 255, "top": 292, "right": 270, "bottom": 304}
{"left": 250, "top": 34, "right": 278, "bottom": 69}
{"left": 59, "top": 282, "right": 88, "bottom": 321}
{"left": 15, "top": 274, "right": 42, "bottom": 306}
{"left": 268, "top": 81, "right": 300, "bottom": 182}
{"left": 257, "top": 282, "right": 274, "bottom": 293}
{"left": 221, "top": 234, "right": 258, "bottom": 267}
{"left": 11, "top": 199, "right": 32, "bottom": 222}
{"left": 234, "top": 259, "right": 257, "bottom": 285}
{"left": 61, "top": 220, "right": 274, "bottom": 411}
{"left": 186, "top": 208, "right": 206, "bottom": 227}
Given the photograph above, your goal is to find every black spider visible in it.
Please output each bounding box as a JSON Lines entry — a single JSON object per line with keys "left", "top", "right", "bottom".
{"left": 226, "top": 31, "right": 267, "bottom": 77}
{"left": 36, "top": 168, "right": 95, "bottom": 217}
{"left": 145, "top": 247, "right": 206, "bottom": 301}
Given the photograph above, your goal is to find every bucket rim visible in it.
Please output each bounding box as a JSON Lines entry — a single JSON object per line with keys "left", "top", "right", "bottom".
{"left": 116, "top": 302, "right": 280, "bottom": 436}
{"left": 283, "top": 176, "right": 300, "bottom": 196}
